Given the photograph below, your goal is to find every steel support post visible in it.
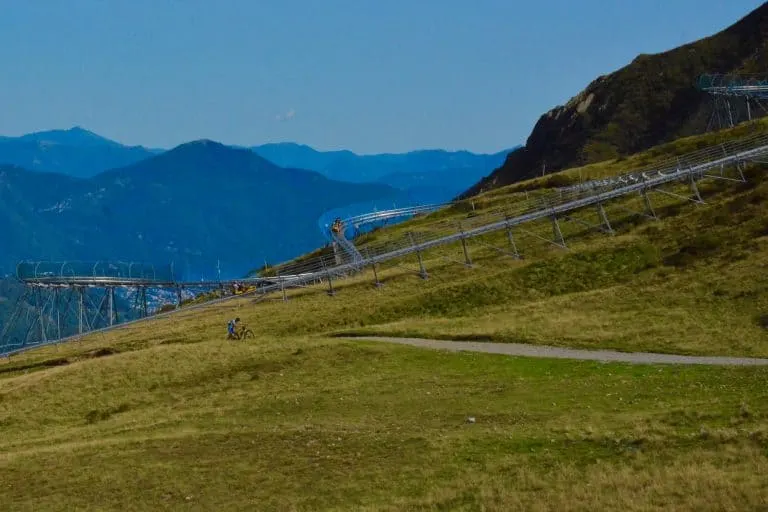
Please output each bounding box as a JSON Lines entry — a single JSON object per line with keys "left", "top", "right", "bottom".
{"left": 78, "top": 287, "right": 84, "bottom": 334}
{"left": 736, "top": 161, "right": 747, "bottom": 182}
{"left": 55, "top": 289, "right": 61, "bottom": 341}
{"left": 108, "top": 287, "right": 115, "bottom": 326}
{"left": 365, "top": 248, "right": 383, "bottom": 288}
{"left": 278, "top": 273, "right": 288, "bottom": 302}
{"left": 551, "top": 214, "right": 566, "bottom": 248}
{"left": 321, "top": 259, "right": 336, "bottom": 296}
{"left": 408, "top": 232, "right": 428, "bottom": 279}
{"left": 504, "top": 216, "right": 521, "bottom": 259}
{"left": 371, "top": 259, "right": 382, "bottom": 287}
{"left": 641, "top": 189, "right": 657, "bottom": 219}
{"left": 141, "top": 287, "right": 148, "bottom": 318}
{"left": 596, "top": 202, "right": 614, "bottom": 235}
{"left": 36, "top": 287, "right": 47, "bottom": 344}
{"left": 690, "top": 173, "right": 704, "bottom": 203}
{"left": 457, "top": 223, "right": 472, "bottom": 267}
{"left": 726, "top": 99, "right": 734, "bottom": 128}
{"left": 332, "top": 241, "right": 343, "bottom": 266}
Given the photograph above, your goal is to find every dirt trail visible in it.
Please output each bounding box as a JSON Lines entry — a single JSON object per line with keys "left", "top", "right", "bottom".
{"left": 342, "top": 336, "right": 768, "bottom": 366}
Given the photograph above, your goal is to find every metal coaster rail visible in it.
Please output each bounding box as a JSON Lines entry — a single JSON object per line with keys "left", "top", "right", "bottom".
{"left": 320, "top": 203, "right": 447, "bottom": 241}
{"left": 249, "top": 132, "right": 768, "bottom": 290}
{"left": 697, "top": 74, "right": 768, "bottom": 99}
{"left": 5, "top": 131, "right": 768, "bottom": 357}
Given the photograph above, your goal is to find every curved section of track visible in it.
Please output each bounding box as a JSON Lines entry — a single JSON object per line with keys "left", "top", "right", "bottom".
{"left": 321, "top": 203, "right": 447, "bottom": 241}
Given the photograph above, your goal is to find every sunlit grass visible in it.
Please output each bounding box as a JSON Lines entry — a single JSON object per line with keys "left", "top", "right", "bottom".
{"left": 1, "top": 123, "right": 767, "bottom": 510}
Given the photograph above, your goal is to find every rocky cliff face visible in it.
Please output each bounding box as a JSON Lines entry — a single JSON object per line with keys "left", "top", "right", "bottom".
{"left": 463, "top": 2, "right": 768, "bottom": 197}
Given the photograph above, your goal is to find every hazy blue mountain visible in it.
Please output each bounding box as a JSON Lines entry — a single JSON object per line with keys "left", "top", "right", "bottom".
{"left": 0, "top": 126, "right": 514, "bottom": 204}
{"left": 252, "top": 142, "right": 515, "bottom": 184}
{"left": 12, "top": 126, "right": 124, "bottom": 148}
{"left": 374, "top": 166, "right": 504, "bottom": 199}
{"left": 0, "top": 127, "right": 160, "bottom": 178}
{"left": 0, "top": 140, "right": 396, "bottom": 279}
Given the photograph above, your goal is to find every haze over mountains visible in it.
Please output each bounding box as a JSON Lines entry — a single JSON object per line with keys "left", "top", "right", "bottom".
{"left": 0, "top": 127, "right": 511, "bottom": 280}
{"left": 0, "top": 140, "right": 396, "bottom": 279}
{"left": 0, "top": 127, "right": 161, "bottom": 178}
{"left": 0, "top": 127, "right": 512, "bottom": 188}
{"left": 251, "top": 142, "right": 513, "bottom": 187}
{"left": 4, "top": 1, "right": 766, "bottom": 282}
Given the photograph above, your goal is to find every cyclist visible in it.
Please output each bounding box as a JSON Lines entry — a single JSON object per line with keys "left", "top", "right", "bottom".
{"left": 227, "top": 317, "right": 240, "bottom": 339}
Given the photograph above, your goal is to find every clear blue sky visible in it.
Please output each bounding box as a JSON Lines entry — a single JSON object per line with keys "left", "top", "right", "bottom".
{"left": 0, "top": 0, "right": 764, "bottom": 154}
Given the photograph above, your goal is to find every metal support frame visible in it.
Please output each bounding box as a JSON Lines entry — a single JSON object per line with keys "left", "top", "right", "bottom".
{"left": 736, "top": 160, "right": 747, "bottom": 182}
{"left": 108, "top": 287, "right": 115, "bottom": 325}
{"left": 55, "top": 288, "right": 62, "bottom": 340}
{"left": 408, "top": 232, "right": 429, "bottom": 279}
{"left": 78, "top": 287, "right": 85, "bottom": 334}
{"left": 458, "top": 223, "right": 473, "bottom": 267}
{"left": 321, "top": 259, "right": 336, "bottom": 297}
{"left": 504, "top": 215, "right": 521, "bottom": 259}
{"left": 365, "top": 248, "right": 383, "bottom": 288}
{"left": 651, "top": 182, "right": 705, "bottom": 205}
{"left": 690, "top": 173, "right": 704, "bottom": 203}
{"left": 700, "top": 75, "right": 768, "bottom": 133}
{"left": 371, "top": 259, "right": 383, "bottom": 287}
{"left": 36, "top": 287, "right": 47, "bottom": 344}
{"left": 550, "top": 214, "right": 567, "bottom": 249}
{"left": 5, "top": 133, "right": 768, "bottom": 358}
{"left": 641, "top": 189, "right": 657, "bottom": 219}
{"left": 141, "top": 287, "right": 148, "bottom": 318}
{"left": 278, "top": 273, "right": 288, "bottom": 302}
{"left": 596, "top": 202, "right": 614, "bottom": 235}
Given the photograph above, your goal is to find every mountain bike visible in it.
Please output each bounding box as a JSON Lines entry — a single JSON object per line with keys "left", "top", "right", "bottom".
{"left": 228, "top": 325, "right": 255, "bottom": 340}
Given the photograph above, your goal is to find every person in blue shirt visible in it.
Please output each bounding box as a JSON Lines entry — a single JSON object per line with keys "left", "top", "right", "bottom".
{"left": 227, "top": 317, "right": 240, "bottom": 339}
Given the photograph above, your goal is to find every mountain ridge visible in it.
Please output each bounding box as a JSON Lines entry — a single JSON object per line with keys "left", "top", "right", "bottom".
{"left": 252, "top": 141, "right": 515, "bottom": 184}
{"left": 462, "top": 2, "right": 768, "bottom": 197}
{"left": 0, "top": 126, "right": 515, "bottom": 191}
{"left": 0, "top": 127, "right": 160, "bottom": 178}
{"left": 0, "top": 140, "right": 397, "bottom": 279}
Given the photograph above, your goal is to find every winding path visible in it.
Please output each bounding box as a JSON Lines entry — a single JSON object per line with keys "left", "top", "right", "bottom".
{"left": 342, "top": 336, "right": 768, "bottom": 366}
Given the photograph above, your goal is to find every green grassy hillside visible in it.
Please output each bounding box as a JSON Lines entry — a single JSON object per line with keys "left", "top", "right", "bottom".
{"left": 1, "top": 123, "right": 767, "bottom": 510}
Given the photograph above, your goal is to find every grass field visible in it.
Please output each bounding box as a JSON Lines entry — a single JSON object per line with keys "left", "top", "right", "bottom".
{"left": 1, "top": 123, "right": 768, "bottom": 510}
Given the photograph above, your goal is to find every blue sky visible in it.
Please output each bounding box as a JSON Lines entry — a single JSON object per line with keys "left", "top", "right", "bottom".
{"left": 0, "top": 0, "right": 764, "bottom": 154}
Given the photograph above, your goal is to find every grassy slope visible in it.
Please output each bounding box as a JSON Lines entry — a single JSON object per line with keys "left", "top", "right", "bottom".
{"left": 1, "top": 123, "right": 768, "bottom": 510}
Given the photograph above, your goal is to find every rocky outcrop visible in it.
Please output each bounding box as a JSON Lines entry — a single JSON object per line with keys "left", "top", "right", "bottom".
{"left": 462, "top": 2, "right": 768, "bottom": 197}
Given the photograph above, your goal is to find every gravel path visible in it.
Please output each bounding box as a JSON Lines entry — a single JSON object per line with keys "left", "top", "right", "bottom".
{"left": 342, "top": 336, "right": 768, "bottom": 366}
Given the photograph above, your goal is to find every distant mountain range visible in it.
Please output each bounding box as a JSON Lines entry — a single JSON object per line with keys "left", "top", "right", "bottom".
{"left": 0, "top": 127, "right": 161, "bottom": 178}
{"left": 0, "top": 131, "right": 513, "bottom": 342}
{"left": 0, "top": 140, "right": 395, "bottom": 279}
{"left": 0, "top": 127, "right": 514, "bottom": 199}
{"left": 251, "top": 142, "right": 513, "bottom": 183}
{"left": 0, "top": 127, "right": 507, "bottom": 255}
{"left": 251, "top": 142, "right": 515, "bottom": 209}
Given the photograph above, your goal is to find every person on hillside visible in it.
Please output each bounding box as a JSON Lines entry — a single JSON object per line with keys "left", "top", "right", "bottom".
{"left": 331, "top": 218, "right": 343, "bottom": 236}
{"left": 227, "top": 317, "right": 240, "bottom": 339}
